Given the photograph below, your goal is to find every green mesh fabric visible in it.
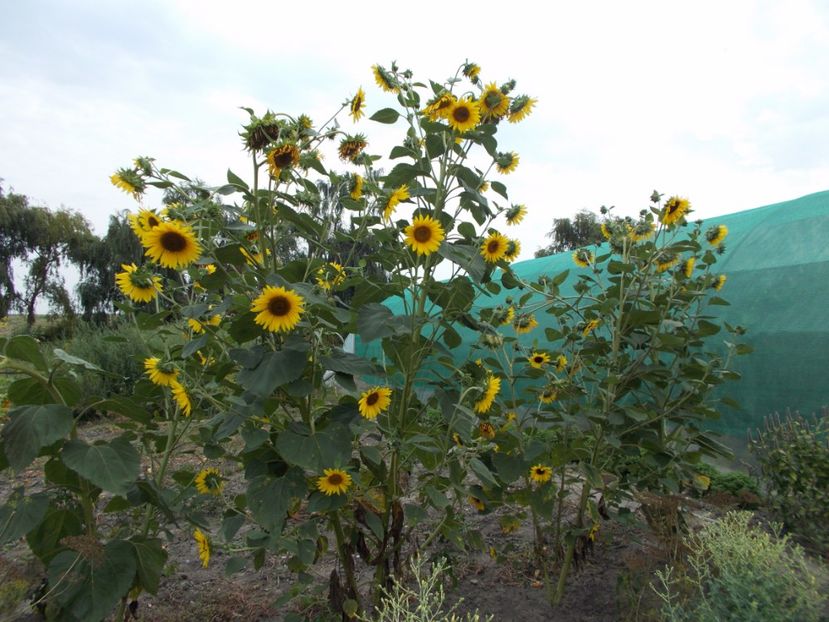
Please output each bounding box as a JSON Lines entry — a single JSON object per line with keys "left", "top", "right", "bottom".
{"left": 355, "top": 190, "right": 829, "bottom": 445}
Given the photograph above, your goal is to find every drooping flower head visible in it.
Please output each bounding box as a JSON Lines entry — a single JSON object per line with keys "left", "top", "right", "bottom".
{"left": 349, "top": 174, "right": 364, "bottom": 200}
{"left": 505, "top": 204, "right": 527, "bottom": 226}
{"left": 383, "top": 184, "right": 410, "bottom": 220}
{"left": 503, "top": 239, "right": 521, "bottom": 262}
{"left": 572, "top": 249, "right": 594, "bottom": 268}
{"left": 142, "top": 220, "right": 202, "bottom": 269}
{"left": 446, "top": 98, "right": 481, "bottom": 133}
{"left": 193, "top": 529, "right": 210, "bottom": 568}
{"left": 338, "top": 134, "right": 368, "bottom": 163}
{"left": 358, "top": 387, "right": 392, "bottom": 420}
{"left": 479, "top": 83, "right": 510, "bottom": 122}
{"left": 539, "top": 386, "right": 558, "bottom": 404}
{"left": 474, "top": 374, "right": 501, "bottom": 414}
{"left": 705, "top": 224, "right": 728, "bottom": 246}
{"left": 660, "top": 196, "right": 691, "bottom": 226}
{"left": 508, "top": 96, "right": 537, "bottom": 123}
{"left": 712, "top": 274, "right": 727, "bottom": 291}
{"left": 468, "top": 496, "right": 485, "bottom": 512}
{"left": 110, "top": 168, "right": 146, "bottom": 197}
{"left": 514, "top": 313, "right": 538, "bottom": 335}
{"left": 462, "top": 62, "right": 481, "bottom": 82}
{"left": 555, "top": 354, "right": 568, "bottom": 373}
{"left": 316, "top": 262, "right": 347, "bottom": 291}
{"left": 195, "top": 467, "right": 224, "bottom": 496}
{"left": 479, "top": 421, "right": 496, "bottom": 440}
{"left": 144, "top": 357, "right": 178, "bottom": 387}
{"left": 422, "top": 93, "right": 457, "bottom": 121}
{"left": 349, "top": 87, "right": 366, "bottom": 122}
{"left": 115, "top": 263, "right": 162, "bottom": 303}
{"left": 683, "top": 257, "right": 696, "bottom": 278}
{"left": 656, "top": 253, "right": 679, "bottom": 273}
{"left": 629, "top": 221, "right": 656, "bottom": 242}
{"left": 481, "top": 231, "right": 509, "bottom": 263}
{"left": 171, "top": 380, "right": 192, "bottom": 416}
{"left": 404, "top": 214, "right": 445, "bottom": 256}
{"left": 266, "top": 142, "right": 301, "bottom": 178}
{"left": 251, "top": 285, "right": 305, "bottom": 333}
{"left": 582, "top": 319, "right": 601, "bottom": 337}
{"left": 372, "top": 64, "right": 398, "bottom": 93}
{"left": 495, "top": 151, "right": 519, "bottom": 174}
{"left": 317, "top": 468, "right": 353, "bottom": 496}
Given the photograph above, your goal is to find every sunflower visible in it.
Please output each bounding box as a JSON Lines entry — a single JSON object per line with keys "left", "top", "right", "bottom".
{"left": 110, "top": 169, "right": 145, "bottom": 197}
{"left": 656, "top": 253, "right": 679, "bottom": 273}
{"left": 712, "top": 274, "right": 727, "bottom": 291}
{"left": 350, "top": 87, "right": 366, "bottom": 122}
{"left": 251, "top": 285, "right": 305, "bottom": 333}
{"left": 683, "top": 257, "right": 696, "bottom": 278}
{"left": 144, "top": 357, "right": 178, "bottom": 387}
{"left": 404, "top": 214, "right": 445, "bottom": 256}
{"left": 316, "top": 262, "right": 347, "bottom": 291}
{"left": 572, "top": 249, "right": 594, "bottom": 268}
{"left": 383, "top": 184, "right": 410, "bottom": 220}
{"left": 481, "top": 232, "right": 509, "bottom": 263}
{"left": 539, "top": 386, "right": 558, "bottom": 404}
{"left": 349, "top": 174, "right": 364, "bottom": 200}
{"left": 474, "top": 374, "right": 501, "bottom": 414}
{"left": 495, "top": 152, "right": 519, "bottom": 174}
{"left": 479, "top": 421, "right": 496, "bottom": 440}
{"left": 194, "top": 467, "right": 224, "bottom": 496}
{"left": 317, "top": 468, "right": 353, "bottom": 496}
{"left": 267, "top": 142, "right": 301, "bottom": 178}
{"left": 468, "top": 496, "right": 485, "bottom": 512}
{"left": 358, "top": 386, "right": 392, "bottom": 420}
{"left": 128, "top": 208, "right": 166, "bottom": 241}
{"left": 555, "top": 354, "right": 568, "bottom": 373}
{"left": 240, "top": 247, "right": 266, "bottom": 267}
{"left": 508, "top": 95, "right": 537, "bottom": 123}
{"left": 492, "top": 305, "right": 515, "bottom": 326}
{"left": 480, "top": 332, "right": 504, "bottom": 349}
{"left": 505, "top": 204, "right": 527, "bottom": 225}
{"left": 588, "top": 523, "right": 600, "bottom": 542}
{"left": 503, "top": 239, "right": 521, "bottom": 262}
{"left": 372, "top": 64, "right": 397, "bottom": 92}
{"left": 171, "top": 380, "right": 192, "bottom": 416}
{"left": 528, "top": 351, "right": 551, "bottom": 369}
{"left": 462, "top": 62, "right": 481, "bottom": 82}
{"left": 514, "top": 313, "right": 538, "bottom": 335}
{"left": 479, "top": 181, "right": 490, "bottom": 193}
{"left": 582, "top": 319, "right": 600, "bottom": 336}
{"left": 629, "top": 221, "right": 656, "bottom": 242}
{"left": 115, "top": 263, "right": 162, "bottom": 303}
{"left": 422, "top": 93, "right": 456, "bottom": 121}
{"left": 479, "top": 83, "right": 510, "bottom": 122}
{"left": 705, "top": 224, "right": 728, "bottom": 246}
{"left": 601, "top": 223, "right": 612, "bottom": 239}
{"left": 446, "top": 98, "right": 481, "bottom": 133}
{"left": 193, "top": 529, "right": 210, "bottom": 568}
{"left": 338, "top": 134, "right": 368, "bottom": 163}
{"left": 529, "top": 464, "right": 553, "bottom": 483}
{"left": 661, "top": 196, "right": 690, "bottom": 226}
{"left": 143, "top": 220, "right": 202, "bottom": 269}
{"left": 188, "top": 315, "right": 221, "bottom": 334}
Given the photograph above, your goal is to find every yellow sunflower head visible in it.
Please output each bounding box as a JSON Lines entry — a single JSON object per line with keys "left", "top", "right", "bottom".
{"left": 171, "top": 380, "right": 192, "bottom": 416}
{"left": 144, "top": 357, "right": 178, "bottom": 387}
{"left": 350, "top": 87, "right": 366, "bottom": 122}
{"left": 495, "top": 151, "right": 519, "bottom": 175}
{"left": 474, "top": 374, "right": 501, "bottom": 414}
{"left": 683, "top": 257, "right": 696, "bottom": 278}
{"left": 514, "top": 313, "right": 538, "bottom": 335}
{"left": 529, "top": 464, "right": 553, "bottom": 483}
{"left": 505, "top": 204, "right": 527, "bottom": 226}
{"left": 338, "top": 134, "right": 368, "bottom": 163}
{"left": 251, "top": 285, "right": 305, "bottom": 333}
{"left": 539, "top": 386, "right": 558, "bottom": 404}
{"left": 422, "top": 93, "right": 457, "bottom": 121}
{"left": 194, "top": 467, "right": 224, "bottom": 496}
{"left": 349, "top": 174, "right": 364, "bottom": 201}
{"left": 128, "top": 208, "right": 167, "bottom": 241}
{"left": 507, "top": 95, "right": 537, "bottom": 123}
{"left": 661, "top": 196, "right": 691, "bottom": 226}
{"left": 481, "top": 231, "right": 509, "bottom": 263}
{"left": 479, "top": 82, "right": 510, "bottom": 122}
{"left": 656, "top": 253, "right": 679, "bottom": 273}
{"left": 110, "top": 169, "right": 145, "bottom": 197}
{"left": 491, "top": 305, "right": 515, "bottom": 327}
{"left": 712, "top": 274, "right": 727, "bottom": 291}
{"left": 629, "top": 221, "right": 656, "bottom": 242}
{"left": 503, "top": 239, "right": 521, "bottom": 262}
{"left": 358, "top": 386, "right": 392, "bottom": 420}
{"left": 555, "top": 354, "right": 568, "bottom": 373}
{"left": 462, "top": 62, "right": 481, "bottom": 82}
{"left": 446, "top": 98, "right": 481, "bottom": 133}
{"left": 468, "top": 496, "right": 485, "bottom": 512}
{"left": 372, "top": 64, "right": 398, "bottom": 93}
{"left": 383, "top": 184, "right": 410, "bottom": 220}
{"left": 317, "top": 468, "right": 353, "bottom": 496}
{"left": 316, "top": 262, "right": 347, "bottom": 291}
{"left": 572, "top": 249, "right": 594, "bottom": 268}
{"left": 528, "top": 351, "right": 551, "bottom": 369}
{"left": 479, "top": 421, "right": 496, "bottom": 440}
{"left": 582, "top": 319, "right": 601, "bottom": 337}
{"left": 115, "top": 263, "right": 162, "bottom": 303}
{"left": 266, "top": 142, "right": 301, "bottom": 178}
{"left": 193, "top": 529, "right": 210, "bottom": 568}
{"left": 705, "top": 224, "right": 728, "bottom": 246}
{"left": 142, "top": 220, "right": 202, "bottom": 269}
{"left": 404, "top": 214, "right": 445, "bottom": 256}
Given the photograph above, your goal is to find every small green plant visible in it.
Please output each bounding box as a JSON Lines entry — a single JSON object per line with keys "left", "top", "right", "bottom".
{"left": 362, "top": 556, "right": 492, "bottom": 622}
{"left": 749, "top": 410, "right": 829, "bottom": 551}
{"left": 651, "top": 511, "right": 827, "bottom": 622}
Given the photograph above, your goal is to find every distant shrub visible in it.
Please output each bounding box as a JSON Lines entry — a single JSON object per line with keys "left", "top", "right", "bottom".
{"left": 749, "top": 410, "right": 829, "bottom": 552}
{"left": 652, "top": 511, "right": 826, "bottom": 622}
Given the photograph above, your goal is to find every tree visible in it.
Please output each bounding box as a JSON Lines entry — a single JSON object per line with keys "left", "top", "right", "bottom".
{"left": 534, "top": 209, "right": 604, "bottom": 257}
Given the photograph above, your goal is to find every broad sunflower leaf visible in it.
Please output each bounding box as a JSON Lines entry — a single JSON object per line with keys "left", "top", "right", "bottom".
{"left": 61, "top": 436, "right": 140, "bottom": 497}
{"left": 247, "top": 469, "right": 306, "bottom": 533}
{"left": 0, "top": 488, "right": 49, "bottom": 545}
{"left": 319, "top": 349, "right": 378, "bottom": 375}
{"left": 128, "top": 537, "right": 168, "bottom": 594}
{"left": 235, "top": 349, "right": 307, "bottom": 396}
{"left": 1, "top": 404, "right": 74, "bottom": 470}
{"left": 275, "top": 423, "right": 351, "bottom": 472}
{"left": 369, "top": 108, "right": 400, "bottom": 124}
{"left": 4, "top": 335, "right": 47, "bottom": 371}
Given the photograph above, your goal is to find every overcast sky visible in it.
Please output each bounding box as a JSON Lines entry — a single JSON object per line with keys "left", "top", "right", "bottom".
{"left": 2, "top": 0, "right": 828, "bottom": 260}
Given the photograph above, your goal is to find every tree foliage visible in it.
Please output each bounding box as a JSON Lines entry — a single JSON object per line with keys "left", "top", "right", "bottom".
{"left": 535, "top": 209, "right": 604, "bottom": 257}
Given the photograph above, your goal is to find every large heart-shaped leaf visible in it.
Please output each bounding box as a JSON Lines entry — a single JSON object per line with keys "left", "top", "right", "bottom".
{"left": 61, "top": 437, "right": 140, "bottom": 496}
{"left": 1, "top": 404, "right": 74, "bottom": 470}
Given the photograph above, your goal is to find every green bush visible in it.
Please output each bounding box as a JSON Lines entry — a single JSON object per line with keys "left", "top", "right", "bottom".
{"left": 749, "top": 411, "right": 829, "bottom": 552}
{"left": 693, "top": 463, "right": 760, "bottom": 507}
{"left": 652, "top": 511, "right": 826, "bottom": 622}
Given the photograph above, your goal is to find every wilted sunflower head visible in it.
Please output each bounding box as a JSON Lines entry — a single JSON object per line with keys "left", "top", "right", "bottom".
{"left": 266, "top": 142, "right": 301, "bottom": 178}
{"left": 462, "top": 61, "right": 481, "bottom": 82}
{"left": 338, "top": 134, "right": 368, "bottom": 163}
{"left": 240, "top": 110, "right": 285, "bottom": 152}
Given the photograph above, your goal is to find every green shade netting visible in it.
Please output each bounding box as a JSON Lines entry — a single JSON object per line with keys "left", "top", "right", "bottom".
{"left": 355, "top": 190, "right": 829, "bottom": 444}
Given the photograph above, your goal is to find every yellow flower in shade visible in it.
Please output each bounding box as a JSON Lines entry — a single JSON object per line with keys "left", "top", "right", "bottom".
{"left": 144, "top": 357, "right": 178, "bottom": 387}
{"left": 479, "top": 83, "right": 510, "bottom": 122}
{"left": 505, "top": 204, "right": 527, "bottom": 226}
{"left": 358, "top": 387, "right": 392, "bottom": 420}
{"left": 713, "top": 274, "right": 727, "bottom": 291}
{"left": 572, "top": 249, "right": 594, "bottom": 268}
{"left": 422, "top": 93, "right": 456, "bottom": 121}
{"left": 143, "top": 220, "right": 202, "bottom": 269}
{"left": 251, "top": 285, "right": 305, "bottom": 333}
{"left": 514, "top": 313, "right": 538, "bottom": 335}
{"left": 372, "top": 64, "right": 397, "bottom": 92}
{"left": 266, "top": 142, "right": 301, "bottom": 178}
{"left": 188, "top": 315, "right": 221, "bottom": 333}
{"left": 479, "top": 181, "right": 490, "bottom": 193}
{"left": 505, "top": 411, "right": 517, "bottom": 423}
{"left": 240, "top": 247, "right": 267, "bottom": 267}
{"left": 508, "top": 95, "right": 537, "bottom": 123}
{"left": 474, "top": 374, "right": 501, "bottom": 414}
{"left": 601, "top": 223, "right": 612, "bottom": 239}
{"left": 115, "top": 263, "right": 162, "bottom": 303}
{"left": 462, "top": 62, "right": 481, "bottom": 81}
{"left": 204, "top": 264, "right": 217, "bottom": 275}
{"left": 128, "top": 208, "right": 166, "bottom": 240}
{"left": 629, "top": 221, "right": 656, "bottom": 242}
{"left": 317, "top": 468, "right": 352, "bottom": 496}
{"left": 349, "top": 87, "right": 366, "bottom": 122}
{"left": 539, "top": 386, "right": 558, "bottom": 404}
{"left": 481, "top": 232, "right": 509, "bottom": 263}
{"left": 656, "top": 254, "right": 679, "bottom": 273}
{"left": 194, "top": 467, "right": 224, "bottom": 496}
{"left": 555, "top": 354, "right": 567, "bottom": 373}
{"left": 468, "top": 496, "right": 485, "bottom": 512}
{"left": 588, "top": 523, "right": 600, "bottom": 542}
{"left": 171, "top": 380, "right": 192, "bottom": 416}
{"left": 683, "top": 257, "right": 696, "bottom": 278}
{"left": 452, "top": 432, "right": 463, "bottom": 447}
{"left": 338, "top": 134, "right": 368, "bottom": 163}
{"left": 446, "top": 98, "right": 481, "bottom": 133}
{"left": 193, "top": 529, "right": 210, "bottom": 568}
{"left": 316, "top": 262, "right": 347, "bottom": 291}
{"left": 529, "top": 464, "right": 552, "bottom": 483}
{"left": 404, "top": 214, "right": 445, "bottom": 256}
{"left": 495, "top": 152, "right": 519, "bottom": 174}
{"left": 582, "top": 319, "right": 600, "bottom": 336}
{"left": 528, "top": 351, "right": 551, "bottom": 369}
{"left": 660, "top": 196, "right": 690, "bottom": 226}
{"left": 503, "top": 239, "right": 521, "bottom": 262}
{"left": 349, "top": 174, "right": 364, "bottom": 200}
{"left": 383, "top": 184, "right": 410, "bottom": 220}
{"left": 705, "top": 224, "right": 728, "bottom": 246}
{"left": 479, "top": 421, "right": 496, "bottom": 440}
{"left": 492, "top": 305, "right": 514, "bottom": 327}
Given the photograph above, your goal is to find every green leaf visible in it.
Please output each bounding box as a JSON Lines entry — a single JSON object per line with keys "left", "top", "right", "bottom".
{"left": 492, "top": 453, "right": 525, "bottom": 484}
{"left": 469, "top": 458, "right": 498, "bottom": 488}
{"left": 236, "top": 349, "right": 308, "bottom": 396}
{"left": 0, "top": 488, "right": 49, "bottom": 544}
{"left": 26, "top": 502, "right": 84, "bottom": 563}
{"left": 5, "top": 335, "right": 47, "bottom": 371}
{"left": 48, "top": 539, "right": 137, "bottom": 622}
{"left": 357, "top": 303, "right": 407, "bottom": 342}
{"left": 247, "top": 469, "right": 306, "bottom": 533}
{"left": 98, "top": 396, "right": 151, "bottom": 425}
{"left": 370, "top": 108, "right": 400, "bottom": 124}
{"left": 438, "top": 243, "right": 487, "bottom": 283}
{"left": 425, "top": 132, "right": 448, "bottom": 158}
{"left": 307, "top": 491, "right": 347, "bottom": 513}
{"left": 61, "top": 437, "right": 140, "bottom": 496}
{"left": 1, "top": 404, "right": 74, "bottom": 470}
{"left": 319, "top": 349, "right": 377, "bottom": 375}
{"left": 491, "top": 181, "right": 508, "bottom": 199}
{"left": 227, "top": 169, "right": 249, "bottom": 190}
{"left": 52, "top": 348, "right": 103, "bottom": 372}
{"left": 128, "top": 537, "right": 168, "bottom": 594}
{"left": 276, "top": 423, "right": 352, "bottom": 472}
{"left": 225, "top": 556, "right": 247, "bottom": 575}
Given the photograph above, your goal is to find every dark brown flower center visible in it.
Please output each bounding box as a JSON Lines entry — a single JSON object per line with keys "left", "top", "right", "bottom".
{"left": 160, "top": 231, "right": 188, "bottom": 252}
{"left": 274, "top": 151, "right": 294, "bottom": 168}
{"left": 147, "top": 216, "right": 160, "bottom": 228}
{"left": 487, "top": 240, "right": 500, "bottom": 253}
{"left": 413, "top": 225, "right": 432, "bottom": 243}
{"left": 366, "top": 392, "right": 380, "bottom": 406}
{"left": 328, "top": 473, "right": 343, "bottom": 486}
{"left": 534, "top": 357, "right": 544, "bottom": 364}
{"left": 267, "top": 295, "right": 291, "bottom": 316}
{"left": 453, "top": 106, "right": 470, "bottom": 123}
